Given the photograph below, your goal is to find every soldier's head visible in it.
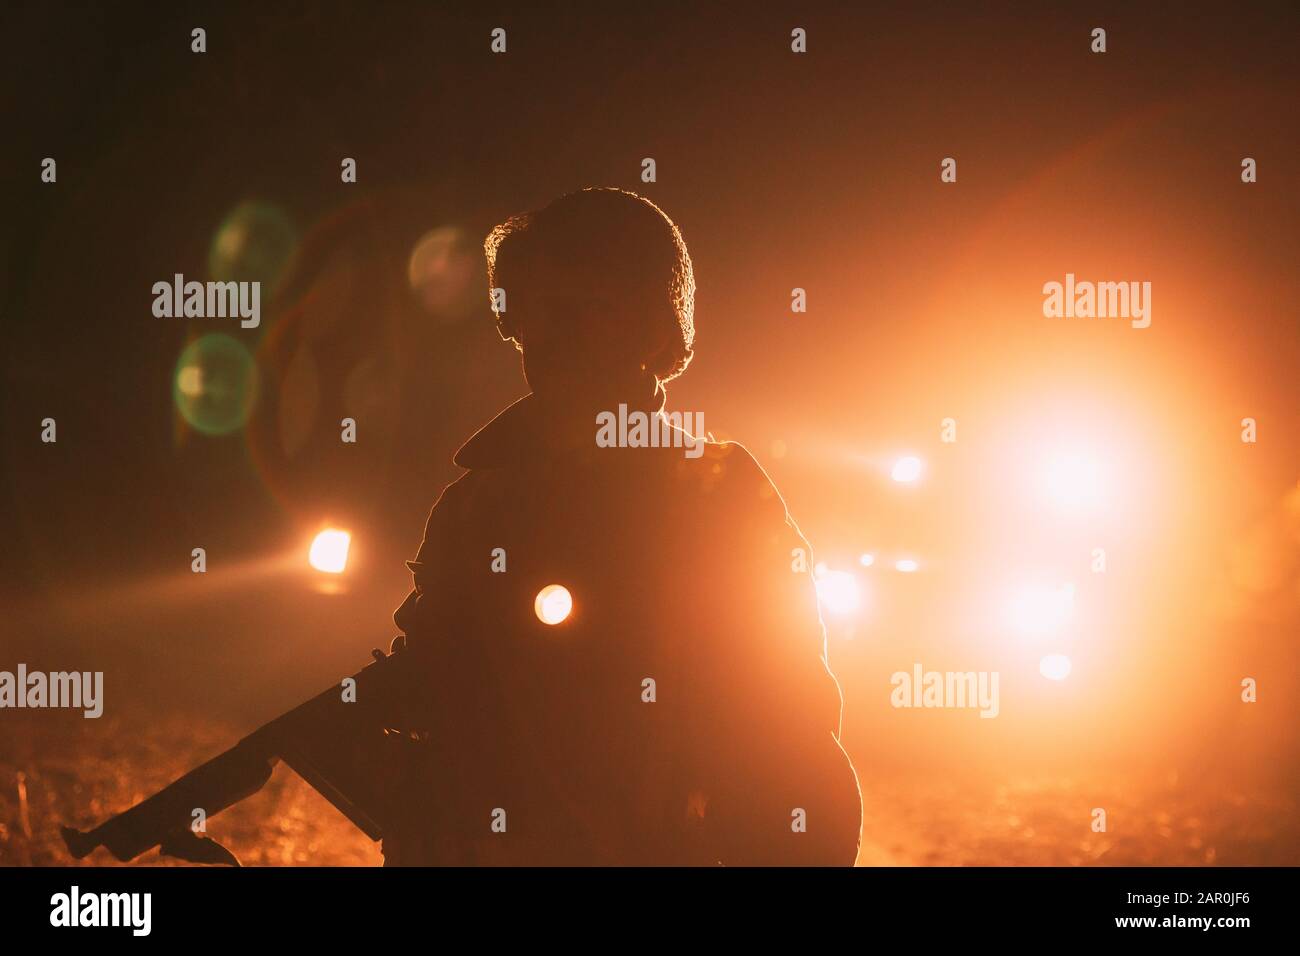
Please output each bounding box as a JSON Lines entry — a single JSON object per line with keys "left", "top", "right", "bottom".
{"left": 484, "top": 188, "right": 695, "bottom": 404}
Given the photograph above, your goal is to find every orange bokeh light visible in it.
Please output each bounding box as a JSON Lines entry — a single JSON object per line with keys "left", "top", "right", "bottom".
{"left": 308, "top": 529, "right": 351, "bottom": 574}
{"left": 534, "top": 584, "right": 573, "bottom": 625}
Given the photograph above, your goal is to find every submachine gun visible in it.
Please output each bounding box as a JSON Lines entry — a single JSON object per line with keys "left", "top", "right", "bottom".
{"left": 61, "top": 642, "right": 421, "bottom": 866}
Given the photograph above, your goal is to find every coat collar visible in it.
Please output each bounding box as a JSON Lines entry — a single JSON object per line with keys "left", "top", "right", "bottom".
{"left": 454, "top": 383, "right": 668, "bottom": 470}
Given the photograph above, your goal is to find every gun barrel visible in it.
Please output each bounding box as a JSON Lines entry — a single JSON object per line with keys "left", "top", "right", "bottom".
{"left": 62, "top": 732, "right": 277, "bottom": 862}
{"left": 62, "top": 649, "right": 414, "bottom": 863}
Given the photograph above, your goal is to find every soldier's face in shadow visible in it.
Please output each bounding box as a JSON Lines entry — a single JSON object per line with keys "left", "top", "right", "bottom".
{"left": 393, "top": 579, "right": 421, "bottom": 637}
{"left": 512, "top": 270, "right": 670, "bottom": 407}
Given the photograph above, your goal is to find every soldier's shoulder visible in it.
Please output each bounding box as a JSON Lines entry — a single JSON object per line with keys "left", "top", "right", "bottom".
{"left": 692, "top": 437, "right": 765, "bottom": 476}
{"left": 673, "top": 438, "right": 788, "bottom": 510}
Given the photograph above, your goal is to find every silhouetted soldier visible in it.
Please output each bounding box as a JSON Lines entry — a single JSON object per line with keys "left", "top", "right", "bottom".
{"left": 384, "top": 187, "right": 862, "bottom": 865}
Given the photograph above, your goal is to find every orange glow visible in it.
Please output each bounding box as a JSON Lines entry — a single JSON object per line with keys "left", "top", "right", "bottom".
{"left": 1007, "top": 583, "right": 1075, "bottom": 639}
{"left": 308, "top": 529, "right": 351, "bottom": 574}
{"left": 815, "top": 568, "right": 861, "bottom": 616}
{"left": 1041, "top": 450, "right": 1108, "bottom": 513}
{"left": 1039, "top": 654, "right": 1073, "bottom": 681}
{"left": 534, "top": 584, "right": 573, "bottom": 625}
{"left": 891, "top": 455, "right": 923, "bottom": 483}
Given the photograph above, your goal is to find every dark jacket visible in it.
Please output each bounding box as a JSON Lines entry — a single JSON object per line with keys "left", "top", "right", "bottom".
{"left": 384, "top": 393, "right": 862, "bottom": 865}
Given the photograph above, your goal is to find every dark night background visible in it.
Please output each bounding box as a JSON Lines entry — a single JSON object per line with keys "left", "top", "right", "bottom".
{"left": 1, "top": 1, "right": 1297, "bottom": 865}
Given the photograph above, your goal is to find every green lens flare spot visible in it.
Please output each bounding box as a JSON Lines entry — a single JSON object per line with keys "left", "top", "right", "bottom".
{"left": 208, "top": 201, "right": 297, "bottom": 290}
{"left": 173, "top": 333, "right": 259, "bottom": 435}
